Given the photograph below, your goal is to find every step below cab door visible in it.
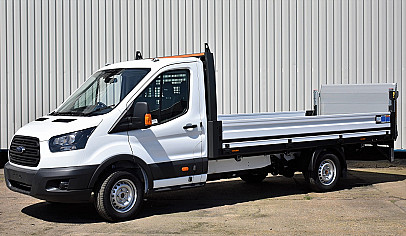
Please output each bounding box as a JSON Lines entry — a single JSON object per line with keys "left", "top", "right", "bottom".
{"left": 127, "top": 63, "right": 206, "bottom": 190}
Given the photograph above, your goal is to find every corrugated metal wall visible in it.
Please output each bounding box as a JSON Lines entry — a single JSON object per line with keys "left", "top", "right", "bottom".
{"left": 1, "top": 0, "right": 405, "bottom": 149}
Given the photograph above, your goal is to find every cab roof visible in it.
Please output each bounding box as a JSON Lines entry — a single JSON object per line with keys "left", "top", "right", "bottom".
{"left": 98, "top": 57, "right": 200, "bottom": 72}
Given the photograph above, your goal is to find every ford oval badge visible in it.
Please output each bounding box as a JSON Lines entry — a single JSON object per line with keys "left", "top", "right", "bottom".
{"left": 16, "top": 146, "right": 26, "bottom": 153}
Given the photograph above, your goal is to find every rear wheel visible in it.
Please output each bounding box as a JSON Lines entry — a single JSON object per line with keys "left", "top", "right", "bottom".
{"left": 240, "top": 173, "right": 268, "bottom": 183}
{"left": 95, "top": 171, "right": 144, "bottom": 221}
{"left": 306, "top": 153, "right": 341, "bottom": 192}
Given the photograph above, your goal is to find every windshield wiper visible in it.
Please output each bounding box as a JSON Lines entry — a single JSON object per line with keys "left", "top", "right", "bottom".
{"left": 84, "top": 105, "right": 115, "bottom": 116}
{"left": 50, "top": 111, "right": 86, "bottom": 116}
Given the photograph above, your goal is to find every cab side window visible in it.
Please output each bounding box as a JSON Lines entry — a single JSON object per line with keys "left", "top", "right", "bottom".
{"left": 132, "top": 69, "right": 189, "bottom": 124}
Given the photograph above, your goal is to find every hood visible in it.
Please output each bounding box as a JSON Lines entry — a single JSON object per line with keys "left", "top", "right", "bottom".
{"left": 14, "top": 116, "right": 103, "bottom": 142}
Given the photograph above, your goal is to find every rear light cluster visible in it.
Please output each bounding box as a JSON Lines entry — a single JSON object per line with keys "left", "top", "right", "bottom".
{"left": 376, "top": 115, "right": 391, "bottom": 124}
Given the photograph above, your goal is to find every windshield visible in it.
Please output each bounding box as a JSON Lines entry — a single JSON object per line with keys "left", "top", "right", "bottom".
{"left": 52, "top": 68, "right": 151, "bottom": 116}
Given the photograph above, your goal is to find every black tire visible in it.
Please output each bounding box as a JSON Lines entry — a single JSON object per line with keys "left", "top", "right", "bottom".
{"left": 240, "top": 173, "right": 268, "bottom": 183}
{"left": 95, "top": 171, "right": 144, "bottom": 222}
{"left": 306, "top": 153, "right": 341, "bottom": 192}
{"left": 46, "top": 201, "right": 67, "bottom": 205}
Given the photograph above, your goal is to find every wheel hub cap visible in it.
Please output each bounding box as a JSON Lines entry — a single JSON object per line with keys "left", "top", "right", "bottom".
{"left": 110, "top": 179, "right": 137, "bottom": 213}
{"left": 318, "top": 159, "right": 336, "bottom": 186}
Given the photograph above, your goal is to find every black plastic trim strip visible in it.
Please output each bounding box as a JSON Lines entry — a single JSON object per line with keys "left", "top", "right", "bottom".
{"left": 148, "top": 157, "right": 208, "bottom": 180}
{"left": 152, "top": 182, "right": 205, "bottom": 192}
{"left": 52, "top": 119, "right": 76, "bottom": 123}
{"left": 88, "top": 154, "right": 154, "bottom": 191}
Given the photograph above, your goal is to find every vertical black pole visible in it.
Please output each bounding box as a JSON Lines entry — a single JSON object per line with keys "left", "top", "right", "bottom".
{"left": 389, "top": 89, "right": 399, "bottom": 141}
{"left": 203, "top": 43, "right": 222, "bottom": 159}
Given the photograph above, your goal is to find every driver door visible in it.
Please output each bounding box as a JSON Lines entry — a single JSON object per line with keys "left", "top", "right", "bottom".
{"left": 127, "top": 63, "right": 204, "bottom": 189}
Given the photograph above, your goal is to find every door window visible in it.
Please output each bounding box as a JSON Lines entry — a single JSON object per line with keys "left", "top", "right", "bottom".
{"left": 132, "top": 69, "right": 190, "bottom": 124}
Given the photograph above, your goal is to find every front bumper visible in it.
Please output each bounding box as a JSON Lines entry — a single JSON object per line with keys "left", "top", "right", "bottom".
{"left": 4, "top": 162, "right": 98, "bottom": 203}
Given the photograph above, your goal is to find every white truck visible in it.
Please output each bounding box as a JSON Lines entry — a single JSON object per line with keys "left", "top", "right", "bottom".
{"left": 4, "top": 44, "right": 398, "bottom": 221}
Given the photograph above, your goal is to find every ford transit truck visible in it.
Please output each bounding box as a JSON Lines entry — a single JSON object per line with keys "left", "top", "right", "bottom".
{"left": 4, "top": 44, "right": 398, "bottom": 221}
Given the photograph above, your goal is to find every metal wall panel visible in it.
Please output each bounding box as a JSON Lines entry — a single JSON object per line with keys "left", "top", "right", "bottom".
{"left": 1, "top": 0, "right": 405, "bottom": 149}
{"left": 0, "top": 0, "right": 7, "bottom": 149}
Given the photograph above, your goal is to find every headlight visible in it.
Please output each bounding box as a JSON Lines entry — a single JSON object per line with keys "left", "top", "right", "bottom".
{"left": 49, "top": 127, "right": 96, "bottom": 152}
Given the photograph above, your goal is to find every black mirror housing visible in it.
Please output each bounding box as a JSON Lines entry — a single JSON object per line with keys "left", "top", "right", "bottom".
{"left": 109, "top": 102, "right": 150, "bottom": 133}
{"left": 130, "top": 102, "right": 150, "bottom": 129}
{"left": 133, "top": 102, "right": 149, "bottom": 118}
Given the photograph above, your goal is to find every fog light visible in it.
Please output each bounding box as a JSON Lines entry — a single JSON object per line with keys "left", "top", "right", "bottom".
{"left": 46, "top": 179, "right": 70, "bottom": 191}
{"left": 59, "top": 181, "right": 69, "bottom": 190}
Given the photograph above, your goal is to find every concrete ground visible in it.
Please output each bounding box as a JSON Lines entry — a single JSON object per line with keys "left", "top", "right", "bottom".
{"left": 0, "top": 160, "right": 405, "bottom": 235}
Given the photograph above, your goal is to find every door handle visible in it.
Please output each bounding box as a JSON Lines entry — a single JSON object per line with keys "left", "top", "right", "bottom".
{"left": 183, "top": 124, "right": 197, "bottom": 129}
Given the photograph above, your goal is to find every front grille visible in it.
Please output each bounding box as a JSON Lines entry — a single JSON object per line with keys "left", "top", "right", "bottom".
{"left": 9, "top": 135, "right": 40, "bottom": 167}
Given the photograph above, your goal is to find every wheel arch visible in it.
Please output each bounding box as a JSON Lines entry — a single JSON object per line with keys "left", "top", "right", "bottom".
{"left": 307, "top": 146, "right": 347, "bottom": 177}
{"left": 88, "top": 154, "right": 153, "bottom": 193}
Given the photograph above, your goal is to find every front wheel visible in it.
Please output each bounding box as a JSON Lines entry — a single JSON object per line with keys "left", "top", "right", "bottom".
{"left": 95, "top": 171, "right": 144, "bottom": 221}
{"left": 306, "top": 153, "right": 341, "bottom": 192}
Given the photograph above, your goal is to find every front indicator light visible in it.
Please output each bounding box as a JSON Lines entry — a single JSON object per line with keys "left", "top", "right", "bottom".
{"left": 145, "top": 113, "right": 152, "bottom": 126}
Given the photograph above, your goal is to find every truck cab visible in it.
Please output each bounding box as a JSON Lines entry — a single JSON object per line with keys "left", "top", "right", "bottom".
{"left": 5, "top": 54, "right": 212, "bottom": 218}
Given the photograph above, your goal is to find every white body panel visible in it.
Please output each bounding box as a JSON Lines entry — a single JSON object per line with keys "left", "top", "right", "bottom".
{"left": 13, "top": 116, "right": 103, "bottom": 142}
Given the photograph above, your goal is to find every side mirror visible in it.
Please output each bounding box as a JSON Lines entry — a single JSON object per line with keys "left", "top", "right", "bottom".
{"left": 130, "top": 102, "right": 151, "bottom": 129}
{"left": 109, "top": 102, "right": 151, "bottom": 133}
